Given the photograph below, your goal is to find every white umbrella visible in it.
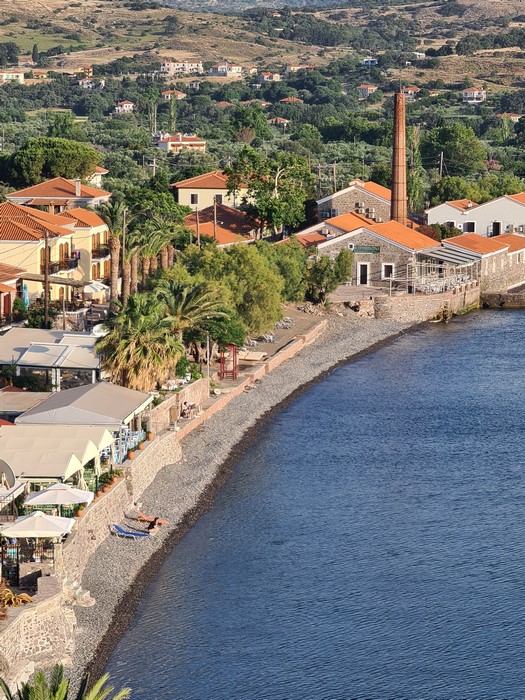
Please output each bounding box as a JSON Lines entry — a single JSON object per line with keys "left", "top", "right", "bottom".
{"left": 25, "top": 483, "right": 94, "bottom": 508}
{"left": 0, "top": 511, "right": 74, "bottom": 539}
{"left": 84, "top": 281, "right": 109, "bottom": 294}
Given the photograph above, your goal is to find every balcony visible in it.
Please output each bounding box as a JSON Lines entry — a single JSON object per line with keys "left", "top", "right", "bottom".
{"left": 92, "top": 245, "right": 110, "bottom": 259}
{"left": 41, "top": 257, "right": 79, "bottom": 275}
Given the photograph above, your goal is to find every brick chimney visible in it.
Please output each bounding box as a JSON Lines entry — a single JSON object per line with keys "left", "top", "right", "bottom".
{"left": 75, "top": 178, "right": 81, "bottom": 197}
{"left": 391, "top": 92, "right": 407, "bottom": 226}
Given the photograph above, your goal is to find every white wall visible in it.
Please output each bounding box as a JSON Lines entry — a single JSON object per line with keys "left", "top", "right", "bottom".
{"left": 427, "top": 197, "right": 525, "bottom": 237}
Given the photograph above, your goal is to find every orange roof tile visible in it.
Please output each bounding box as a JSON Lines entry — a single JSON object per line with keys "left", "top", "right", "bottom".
{"left": 369, "top": 221, "right": 436, "bottom": 251}
{"left": 444, "top": 233, "right": 508, "bottom": 255}
{"left": 61, "top": 208, "right": 106, "bottom": 228}
{"left": 446, "top": 199, "right": 478, "bottom": 211}
{"left": 326, "top": 212, "right": 375, "bottom": 231}
{"left": 279, "top": 97, "right": 304, "bottom": 104}
{"left": 184, "top": 204, "right": 256, "bottom": 245}
{"left": 0, "top": 262, "right": 26, "bottom": 282}
{"left": 362, "top": 181, "right": 391, "bottom": 200}
{"left": 7, "top": 177, "right": 111, "bottom": 201}
{"left": 173, "top": 170, "right": 228, "bottom": 189}
{"left": 293, "top": 232, "right": 327, "bottom": 248}
{"left": 0, "top": 202, "right": 74, "bottom": 240}
{"left": 489, "top": 233, "right": 525, "bottom": 253}
{"left": 505, "top": 192, "right": 525, "bottom": 205}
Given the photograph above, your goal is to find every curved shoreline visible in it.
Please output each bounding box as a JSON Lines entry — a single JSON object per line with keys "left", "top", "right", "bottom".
{"left": 73, "top": 315, "right": 422, "bottom": 687}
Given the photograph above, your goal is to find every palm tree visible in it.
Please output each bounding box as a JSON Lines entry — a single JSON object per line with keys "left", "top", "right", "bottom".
{"left": 96, "top": 293, "right": 184, "bottom": 391}
{"left": 154, "top": 279, "right": 228, "bottom": 339}
{"left": 97, "top": 200, "right": 127, "bottom": 307}
{"left": 139, "top": 228, "right": 171, "bottom": 288}
{"left": 0, "top": 663, "right": 130, "bottom": 700}
{"left": 122, "top": 227, "right": 142, "bottom": 303}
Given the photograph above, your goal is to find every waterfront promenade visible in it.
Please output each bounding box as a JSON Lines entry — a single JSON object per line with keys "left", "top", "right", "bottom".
{"left": 72, "top": 314, "right": 414, "bottom": 682}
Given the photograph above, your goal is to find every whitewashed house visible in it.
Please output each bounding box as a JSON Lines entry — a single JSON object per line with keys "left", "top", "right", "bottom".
{"left": 462, "top": 87, "right": 487, "bottom": 103}
{"left": 426, "top": 194, "right": 525, "bottom": 237}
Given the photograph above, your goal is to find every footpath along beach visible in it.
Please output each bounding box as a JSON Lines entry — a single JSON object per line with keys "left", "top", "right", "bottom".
{"left": 72, "top": 314, "right": 417, "bottom": 682}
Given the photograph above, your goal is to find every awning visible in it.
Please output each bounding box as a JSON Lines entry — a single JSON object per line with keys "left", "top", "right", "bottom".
{"left": 0, "top": 510, "right": 74, "bottom": 538}
{"left": 0, "top": 284, "right": 16, "bottom": 294}
{"left": 18, "top": 273, "right": 84, "bottom": 288}
{"left": 420, "top": 247, "right": 479, "bottom": 265}
{"left": 84, "top": 281, "right": 109, "bottom": 294}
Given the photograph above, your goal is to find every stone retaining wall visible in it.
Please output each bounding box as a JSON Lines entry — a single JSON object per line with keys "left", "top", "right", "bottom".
{"left": 374, "top": 283, "right": 480, "bottom": 322}
{"left": 0, "top": 577, "right": 76, "bottom": 688}
{"left": 150, "top": 379, "right": 209, "bottom": 434}
{"left": 481, "top": 291, "right": 525, "bottom": 308}
{"left": 61, "top": 434, "right": 182, "bottom": 583}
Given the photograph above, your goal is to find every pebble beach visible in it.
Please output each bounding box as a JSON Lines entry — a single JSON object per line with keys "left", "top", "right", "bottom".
{"left": 72, "top": 314, "right": 417, "bottom": 684}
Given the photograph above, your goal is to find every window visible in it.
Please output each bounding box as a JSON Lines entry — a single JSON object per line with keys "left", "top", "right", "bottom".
{"left": 464, "top": 221, "right": 475, "bottom": 233}
{"left": 190, "top": 193, "right": 199, "bottom": 205}
{"left": 492, "top": 221, "right": 502, "bottom": 236}
{"left": 445, "top": 221, "right": 455, "bottom": 228}
{"left": 214, "top": 194, "right": 223, "bottom": 205}
{"left": 382, "top": 263, "right": 395, "bottom": 280}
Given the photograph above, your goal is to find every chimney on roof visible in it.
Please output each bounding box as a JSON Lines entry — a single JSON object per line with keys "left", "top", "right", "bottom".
{"left": 75, "top": 178, "right": 81, "bottom": 197}
{"left": 390, "top": 92, "right": 407, "bottom": 226}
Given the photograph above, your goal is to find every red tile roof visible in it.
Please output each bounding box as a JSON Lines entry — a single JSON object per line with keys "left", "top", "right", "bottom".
{"left": 0, "top": 262, "right": 26, "bottom": 282}
{"left": 444, "top": 233, "right": 508, "bottom": 255}
{"left": 279, "top": 97, "right": 304, "bottom": 104}
{"left": 159, "top": 133, "right": 206, "bottom": 145}
{"left": 184, "top": 204, "right": 256, "bottom": 246}
{"left": 506, "top": 192, "right": 525, "bottom": 205}
{"left": 61, "top": 208, "right": 107, "bottom": 228}
{"left": 7, "top": 177, "right": 111, "bottom": 201}
{"left": 0, "top": 201, "right": 74, "bottom": 240}
{"left": 172, "top": 170, "right": 229, "bottom": 189}
{"left": 369, "top": 221, "right": 436, "bottom": 251}
{"left": 326, "top": 212, "right": 375, "bottom": 231}
{"left": 292, "top": 232, "right": 328, "bottom": 248}
{"left": 446, "top": 199, "right": 478, "bottom": 211}
{"left": 495, "top": 233, "right": 525, "bottom": 253}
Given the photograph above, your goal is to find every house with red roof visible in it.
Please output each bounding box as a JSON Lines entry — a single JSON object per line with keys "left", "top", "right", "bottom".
{"left": 426, "top": 193, "right": 525, "bottom": 237}
{"left": 171, "top": 170, "right": 248, "bottom": 209}
{"left": 162, "top": 89, "right": 187, "bottom": 101}
{"left": 462, "top": 87, "right": 486, "bottom": 103}
{"left": 6, "top": 177, "right": 111, "bottom": 214}
{"left": 317, "top": 179, "right": 392, "bottom": 224}
{"left": 114, "top": 100, "right": 135, "bottom": 114}
{"left": 357, "top": 84, "right": 378, "bottom": 99}
{"left": 401, "top": 86, "right": 421, "bottom": 100}
{"left": 184, "top": 204, "right": 259, "bottom": 247}
{"left": 279, "top": 96, "right": 304, "bottom": 105}
{"left": 157, "top": 132, "right": 206, "bottom": 154}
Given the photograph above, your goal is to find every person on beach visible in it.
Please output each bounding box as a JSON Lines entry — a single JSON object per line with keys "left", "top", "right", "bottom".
{"left": 148, "top": 517, "right": 160, "bottom": 536}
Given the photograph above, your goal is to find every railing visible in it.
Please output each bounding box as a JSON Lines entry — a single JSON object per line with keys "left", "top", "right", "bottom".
{"left": 41, "top": 257, "right": 79, "bottom": 274}
{"left": 92, "top": 245, "right": 110, "bottom": 259}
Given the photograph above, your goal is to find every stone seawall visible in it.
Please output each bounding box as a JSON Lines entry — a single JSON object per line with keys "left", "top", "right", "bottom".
{"left": 150, "top": 379, "right": 210, "bottom": 434}
{"left": 374, "top": 283, "right": 480, "bottom": 322}
{"left": 61, "top": 434, "right": 183, "bottom": 584}
{"left": 0, "top": 577, "right": 75, "bottom": 688}
{"left": 481, "top": 292, "right": 525, "bottom": 309}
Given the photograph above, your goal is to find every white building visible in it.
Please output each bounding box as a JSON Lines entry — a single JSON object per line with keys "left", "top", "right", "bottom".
{"left": 161, "top": 89, "right": 187, "bottom": 101}
{"left": 426, "top": 194, "right": 525, "bottom": 237}
{"left": 157, "top": 133, "right": 206, "bottom": 154}
{"left": 258, "top": 72, "right": 281, "bottom": 84}
{"left": 208, "top": 63, "right": 243, "bottom": 77}
{"left": 0, "top": 69, "right": 25, "bottom": 85}
{"left": 462, "top": 86, "right": 487, "bottom": 103}
{"left": 160, "top": 60, "right": 203, "bottom": 75}
{"left": 114, "top": 100, "right": 135, "bottom": 114}
{"left": 362, "top": 58, "right": 378, "bottom": 67}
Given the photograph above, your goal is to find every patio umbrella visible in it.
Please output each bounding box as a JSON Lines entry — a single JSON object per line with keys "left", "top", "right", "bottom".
{"left": 25, "top": 483, "right": 94, "bottom": 508}
{"left": 83, "top": 281, "right": 109, "bottom": 294}
{"left": 0, "top": 511, "right": 74, "bottom": 539}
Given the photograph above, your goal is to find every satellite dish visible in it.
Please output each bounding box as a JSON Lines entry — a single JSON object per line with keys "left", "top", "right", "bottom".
{"left": 92, "top": 324, "right": 109, "bottom": 337}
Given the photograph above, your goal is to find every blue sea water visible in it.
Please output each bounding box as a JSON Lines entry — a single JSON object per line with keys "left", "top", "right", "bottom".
{"left": 106, "top": 310, "right": 525, "bottom": 699}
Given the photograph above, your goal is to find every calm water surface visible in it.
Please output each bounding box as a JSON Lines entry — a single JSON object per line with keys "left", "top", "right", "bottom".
{"left": 106, "top": 310, "right": 525, "bottom": 699}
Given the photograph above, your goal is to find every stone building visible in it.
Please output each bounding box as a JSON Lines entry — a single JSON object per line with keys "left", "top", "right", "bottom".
{"left": 317, "top": 179, "right": 391, "bottom": 223}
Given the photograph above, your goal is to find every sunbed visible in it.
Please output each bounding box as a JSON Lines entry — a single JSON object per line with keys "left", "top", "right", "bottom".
{"left": 111, "top": 523, "right": 149, "bottom": 539}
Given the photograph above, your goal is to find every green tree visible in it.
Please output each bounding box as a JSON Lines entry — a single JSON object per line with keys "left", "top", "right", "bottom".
{"left": 153, "top": 279, "right": 228, "bottom": 339}
{"left": 256, "top": 239, "right": 308, "bottom": 301}
{"left": 47, "top": 112, "right": 85, "bottom": 141}
{"left": 0, "top": 663, "right": 130, "bottom": 700}
{"left": 407, "top": 126, "right": 426, "bottom": 212}
{"left": 306, "top": 249, "right": 353, "bottom": 303}
{"left": 11, "top": 137, "right": 99, "bottom": 185}
{"left": 421, "top": 123, "right": 486, "bottom": 176}
{"left": 31, "top": 43, "right": 39, "bottom": 64}
{"left": 97, "top": 200, "right": 128, "bottom": 306}
{"left": 290, "top": 124, "right": 323, "bottom": 154}
{"left": 96, "top": 293, "right": 184, "bottom": 391}
{"left": 225, "top": 147, "right": 315, "bottom": 235}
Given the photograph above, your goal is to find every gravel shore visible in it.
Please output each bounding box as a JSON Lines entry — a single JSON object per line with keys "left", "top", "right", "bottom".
{"left": 72, "top": 314, "right": 417, "bottom": 683}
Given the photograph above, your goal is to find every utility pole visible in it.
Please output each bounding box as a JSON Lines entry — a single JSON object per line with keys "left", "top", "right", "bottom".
{"left": 213, "top": 197, "right": 217, "bottom": 241}
{"left": 151, "top": 157, "right": 156, "bottom": 177}
{"left": 317, "top": 163, "right": 322, "bottom": 198}
{"left": 43, "top": 230, "right": 49, "bottom": 329}
{"left": 332, "top": 162, "right": 337, "bottom": 192}
{"left": 439, "top": 151, "right": 444, "bottom": 179}
{"left": 196, "top": 208, "right": 200, "bottom": 248}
